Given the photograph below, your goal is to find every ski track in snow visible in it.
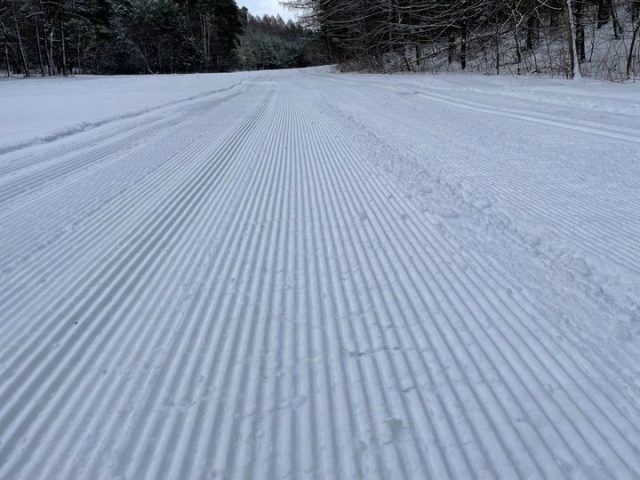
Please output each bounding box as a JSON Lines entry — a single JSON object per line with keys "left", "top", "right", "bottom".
{"left": 1, "top": 70, "right": 639, "bottom": 479}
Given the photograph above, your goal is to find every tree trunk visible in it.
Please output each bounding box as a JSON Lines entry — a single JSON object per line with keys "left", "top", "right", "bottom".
{"left": 495, "top": 22, "right": 500, "bottom": 75}
{"left": 60, "top": 16, "right": 68, "bottom": 75}
{"left": 403, "top": 53, "right": 411, "bottom": 71}
{"left": 515, "top": 30, "right": 522, "bottom": 75}
{"left": 460, "top": 26, "right": 467, "bottom": 70}
{"left": 76, "top": 30, "right": 81, "bottom": 73}
{"left": 75, "top": 2, "right": 81, "bottom": 74}
{"left": 46, "top": 25, "right": 58, "bottom": 75}
{"left": 201, "top": 16, "right": 206, "bottom": 70}
{"left": 597, "top": 0, "right": 609, "bottom": 28}
{"left": 4, "top": 33, "right": 11, "bottom": 77}
{"left": 575, "top": 0, "right": 585, "bottom": 62}
{"left": 526, "top": 15, "right": 537, "bottom": 50}
{"left": 35, "top": 21, "right": 46, "bottom": 76}
{"left": 11, "top": 0, "right": 30, "bottom": 76}
{"left": 627, "top": 21, "right": 640, "bottom": 79}
{"left": 448, "top": 34, "right": 455, "bottom": 65}
{"left": 607, "top": 0, "right": 622, "bottom": 39}
{"left": 564, "top": 0, "right": 582, "bottom": 79}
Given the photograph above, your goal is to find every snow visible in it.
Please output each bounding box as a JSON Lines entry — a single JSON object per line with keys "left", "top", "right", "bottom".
{"left": 1, "top": 68, "right": 639, "bottom": 478}
{"left": 0, "top": 73, "right": 246, "bottom": 153}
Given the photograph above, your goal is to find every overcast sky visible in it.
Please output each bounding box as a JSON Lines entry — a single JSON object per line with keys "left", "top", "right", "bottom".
{"left": 239, "top": 0, "right": 295, "bottom": 19}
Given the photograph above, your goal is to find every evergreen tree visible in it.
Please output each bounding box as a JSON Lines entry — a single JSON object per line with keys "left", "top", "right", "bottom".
{"left": 0, "top": 0, "right": 281, "bottom": 74}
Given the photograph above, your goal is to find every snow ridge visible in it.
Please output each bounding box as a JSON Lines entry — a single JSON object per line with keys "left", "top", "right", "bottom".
{"left": 0, "top": 71, "right": 639, "bottom": 479}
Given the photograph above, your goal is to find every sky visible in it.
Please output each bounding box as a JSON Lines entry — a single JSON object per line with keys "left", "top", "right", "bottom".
{"left": 239, "top": 0, "right": 295, "bottom": 20}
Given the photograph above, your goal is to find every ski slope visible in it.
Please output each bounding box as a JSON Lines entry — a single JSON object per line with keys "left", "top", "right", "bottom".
{"left": 1, "top": 69, "right": 640, "bottom": 479}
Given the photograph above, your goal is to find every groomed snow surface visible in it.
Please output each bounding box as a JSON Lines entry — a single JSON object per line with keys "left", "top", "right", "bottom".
{"left": 1, "top": 69, "right": 640, "bottom": 479}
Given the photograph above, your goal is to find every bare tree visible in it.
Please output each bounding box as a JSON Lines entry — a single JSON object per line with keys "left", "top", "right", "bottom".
{"left": 627, "top": 11, "right": 640, "bottom": 78}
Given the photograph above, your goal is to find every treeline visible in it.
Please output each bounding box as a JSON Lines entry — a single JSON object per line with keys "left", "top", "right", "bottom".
{"left": 0, "top": 0, "right": 325, "bottom": 75}
{"left": 287, "top": 0, "right": 640, "bottom": 79}
{"left": 238, "top": 13, "right": 328, "bottom": 70}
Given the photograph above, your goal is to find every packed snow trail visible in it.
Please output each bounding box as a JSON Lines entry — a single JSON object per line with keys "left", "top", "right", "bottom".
{"left": 1, "top": 70, "right": 639, "bottom": 479}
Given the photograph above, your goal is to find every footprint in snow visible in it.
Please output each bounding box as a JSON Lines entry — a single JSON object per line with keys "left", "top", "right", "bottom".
{"left": 290, "top": 394, "right": 307, "bottom": 410}
{"left": 473, "top": 198, "right": 492, "bottom": 210}
{"left": 438, "top": 208, "right": 460, "bottom": 219}
{"left": 385, "top": 418, "right": 404, "bottom": 443}
{"left": 354, "top": 438, "right": 368, "bottom": 454}
{"left": 613, "top": 325, "right": 633, "bottom": 342}
{"left": 568, "top": 257, "right": 591, "bottom": 277}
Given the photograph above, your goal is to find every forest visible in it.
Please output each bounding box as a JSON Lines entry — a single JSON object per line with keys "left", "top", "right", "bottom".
{"left": 0, "top": 0, "right": 326, "bottom": 75}
{"left": 288, "top": 0, "right": 640, "bottom": 79}
{"left": 3, "top": 0, "right": 639, "bottom": 79}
